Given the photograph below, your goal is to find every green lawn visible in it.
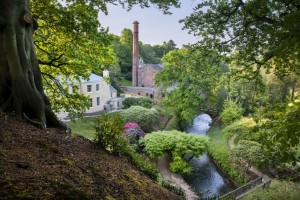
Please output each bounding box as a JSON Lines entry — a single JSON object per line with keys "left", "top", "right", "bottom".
{"left": 120, "top": 78, "right": 132, "bottom": 86}
{"left": 68, "top": 117, "right": 97, "bottom": 140}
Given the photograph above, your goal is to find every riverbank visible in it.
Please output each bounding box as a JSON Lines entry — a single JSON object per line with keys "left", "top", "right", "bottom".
{"left": 208, "top": 126, "right": 273, "bottom": 184}
{"left": 157, "top": 157, "right": 198, "bottom": 200}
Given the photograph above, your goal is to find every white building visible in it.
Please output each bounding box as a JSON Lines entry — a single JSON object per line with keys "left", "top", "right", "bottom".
{"left": 57, "top": 70, "right": 123, "bottom": 119}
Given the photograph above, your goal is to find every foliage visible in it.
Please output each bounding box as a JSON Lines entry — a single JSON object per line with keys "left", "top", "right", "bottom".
{"left": 121, "top": 106, "right": 159, "bottom": 133}
{"left": 94, "top": 113, "right": 127, "bottom": 154}
{"left": 155, "top": 47, "right": 221, "bottom": 125}
{"left": 113, "top": 34, "right": 132, "bottom": 75}
{"left": 140, "top": 130, "right": 209, "bottom": 174}
{"left": 220, "top": 99, "right": 244, "bottom": 126}
{"left": 161, "top": 180, "right": 186, "bottom": 199}
{"left": 124, "top": 72, "right": 132, "bottom": 81}
{"left": 139, "top": 43, "right": 161, "bottom": 64}
{"left": 181, "top": 0, "right": 300, "bottom": 77}
{"left": 123, "top": 97, "right": 153, "bottom": 109}
{"left": 207, "top": 126, "right": 247, "bottom": 184}
{"left": 222, "top": 117, "right": 257, "bottom": 143}
{"left": 231, "top": 140, "right": 267, "bottom": 171}
{"left": 243, "top": 180, "right": 300, "bottom": 200}
{"left": 254, "top": 97, "right": 300, "bottom": 164}
{"left": 128, "top": 151, "right": 159, "bottom": 180}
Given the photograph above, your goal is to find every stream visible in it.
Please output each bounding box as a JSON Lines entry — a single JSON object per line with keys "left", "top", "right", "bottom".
{"left": 183, "top": 114, "right": 234, "bottom": 198}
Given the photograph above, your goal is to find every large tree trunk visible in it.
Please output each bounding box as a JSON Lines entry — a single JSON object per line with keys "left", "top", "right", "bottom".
{"left": 0, "top": 0, "right": 67, "bottom": 130}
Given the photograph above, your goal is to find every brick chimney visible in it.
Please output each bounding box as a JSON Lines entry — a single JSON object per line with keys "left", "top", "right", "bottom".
{"left": 132, "top": 21, "right": 139, "bottom": 87}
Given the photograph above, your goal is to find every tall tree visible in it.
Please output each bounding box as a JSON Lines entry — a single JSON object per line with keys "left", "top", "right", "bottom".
{"left": 155, "top": 47, "right": 221, "bottom": 125}
{"left": 0, "top": 0, "right": 179, "bottom": 129}
{"left": 120, "top": 28, "right": 133, "bottom": 45}
{"left": 181, "top": 0, "right": 300, "bottom": 77}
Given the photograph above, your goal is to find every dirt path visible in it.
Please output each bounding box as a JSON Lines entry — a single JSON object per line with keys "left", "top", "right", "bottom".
{"left": 157, "top": 157, "right": 198, "bottom": 200}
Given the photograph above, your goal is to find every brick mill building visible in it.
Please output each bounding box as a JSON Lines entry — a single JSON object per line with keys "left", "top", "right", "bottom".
{"left": 138, "top": 64, "right": 164, "bottom": 87}
{"left": 120, "top": 21, "right": 164, "bottom": 101}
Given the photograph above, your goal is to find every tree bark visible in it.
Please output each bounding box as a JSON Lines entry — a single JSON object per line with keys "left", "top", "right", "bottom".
{"left": 0, "top": 0, "right": 67, "bottom": 130}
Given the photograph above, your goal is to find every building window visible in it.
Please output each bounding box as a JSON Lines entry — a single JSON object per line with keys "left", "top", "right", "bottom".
{"left": 96, "top": 84, "right": 99, "bottom": 91}
{"left": 88, "top": 98, "right": 93, "bottom": 107}
{"left": 87, "top": 85, "right": 92, "bottom": 92}
{"left": 96, "top": 97, "right": 100, "bottom": 106}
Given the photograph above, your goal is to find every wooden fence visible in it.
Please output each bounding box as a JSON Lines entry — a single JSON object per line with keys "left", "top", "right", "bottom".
{"left": 219, "top": 176, "right": 271, "bottom": 199}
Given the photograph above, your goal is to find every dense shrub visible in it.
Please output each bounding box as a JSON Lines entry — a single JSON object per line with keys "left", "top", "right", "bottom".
{"left": 220, "top": 99, "right": 244, "bottom": 126}
{"left": 129, "top": 152, "right": 159, "bottom": 180}
{"left": 231, "top": 140, "right": 267, "bottom": 170}
{"left": 123, "top": 97, "right": 152, "bottom": 109}
{"left": 94, "top": 113, "right": 127, "bottom": 154}
{"left": 140, "top": 130, "right": 209, "bottom": 174}
{"left": 222, "top": 117, "right": 257, "bottom": 143}
{"left": 94, "top": 114, "right": 159, "bottom": 180}
{"left": 124, "top": 72, "right": 132, "bottom": 81}
{"left": 121, "top": 106, "right": 159, "bottom": 133}
{"left": 254, "top": 97, "right": 300, "bottom": 165}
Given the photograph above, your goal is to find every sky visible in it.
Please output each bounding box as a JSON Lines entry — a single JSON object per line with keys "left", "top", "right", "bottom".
{"left": 98, "top": 0, "right": 201, "bottom": 48}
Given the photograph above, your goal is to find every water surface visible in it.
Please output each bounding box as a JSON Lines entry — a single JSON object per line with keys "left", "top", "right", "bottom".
{"left": 183, "top": 114, "right": 233, "bottom": 198}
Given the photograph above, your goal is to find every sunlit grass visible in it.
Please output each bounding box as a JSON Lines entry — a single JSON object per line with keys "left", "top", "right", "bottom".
{"left": 120, "top": 78, "right": 132, "bottom": 86}
{"left": 68, "top": 117, "right": 97, "bottom": 140}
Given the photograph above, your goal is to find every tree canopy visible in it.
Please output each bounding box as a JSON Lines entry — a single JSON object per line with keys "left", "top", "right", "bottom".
{"left": 155, "top": 48, "right": 221, "bottom": 125}
{"left": 181, "top": 0, "right": 300, "bottom": 77}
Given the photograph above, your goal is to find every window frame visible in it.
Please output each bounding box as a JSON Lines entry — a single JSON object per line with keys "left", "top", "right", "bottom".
{"left": 87, "top": 85, "right": 92, "bottom": 93}
{"left": 96, "top": 97, "right": 100, "bottom": 106}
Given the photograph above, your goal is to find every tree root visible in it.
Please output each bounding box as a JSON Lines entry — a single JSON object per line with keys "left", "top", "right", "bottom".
{"left": 23, "top": 113, "right": 46, "bottom": 129}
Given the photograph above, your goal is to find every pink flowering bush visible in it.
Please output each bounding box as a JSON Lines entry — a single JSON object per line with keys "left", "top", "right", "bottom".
{"left": 122, "top": 122, "right": 145, "bottom": 149}
{"left": 124, "top": 122, "right": 140, "bottom": 131}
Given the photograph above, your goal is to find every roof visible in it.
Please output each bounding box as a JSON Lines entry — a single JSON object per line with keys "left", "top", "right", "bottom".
{"left": 82, "top": 73, "right": 104, "bottom": 83}
{"left": 139, "top": 64, "right": 164, "bottom": 71}
{"left": 56, "top": 73, "right": 104, "bottom": 84}
{"left": 109, "top": 85, "right": 117, "bottom": 93}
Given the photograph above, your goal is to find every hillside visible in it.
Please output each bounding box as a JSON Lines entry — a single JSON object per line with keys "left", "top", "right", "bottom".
{"left": 0, "top": 112, "right": 180, "bottom": 200}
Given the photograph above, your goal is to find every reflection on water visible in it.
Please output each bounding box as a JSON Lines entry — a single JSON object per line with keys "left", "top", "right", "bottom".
{"left": 183, "top": 114, "right": 233, "bottom": 198}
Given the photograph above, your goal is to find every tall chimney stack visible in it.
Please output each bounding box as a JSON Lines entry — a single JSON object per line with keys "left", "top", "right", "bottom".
{"left": 132, "top": 21, "right": 139, "bottom": 87}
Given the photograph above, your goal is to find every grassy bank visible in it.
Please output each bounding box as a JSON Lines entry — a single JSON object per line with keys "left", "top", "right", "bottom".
{"left": 68, "top": 117, "right": 97, "bottom": 140}
{"left": 207, "top": 126, "right": 246, "bottom": 184}
{"left": 120, "top": 78, "right": 132, "bottom": 86}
